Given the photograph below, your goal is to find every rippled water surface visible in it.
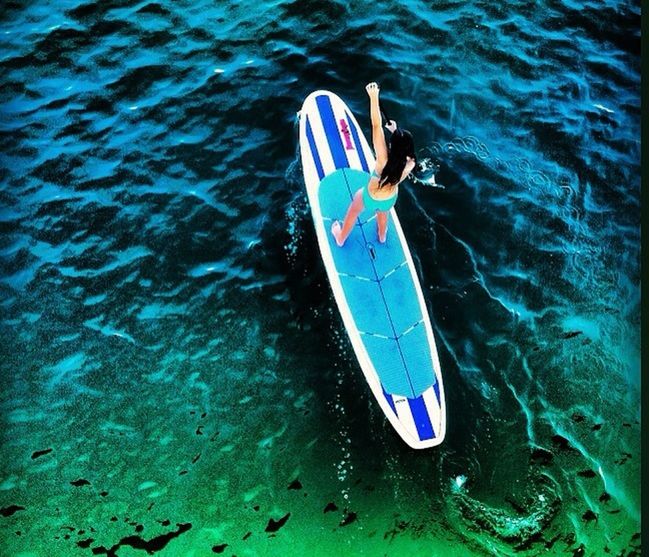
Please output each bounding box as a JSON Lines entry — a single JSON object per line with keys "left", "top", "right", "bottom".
{"left": 0, "top": 0, "right": 641, "bottom": 555}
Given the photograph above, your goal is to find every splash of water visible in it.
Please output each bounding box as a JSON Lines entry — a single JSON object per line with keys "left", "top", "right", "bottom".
{"left": 448, "top": 472, "right": 562, "bottom": 554}
{"left": 411, "top": 157, "right": 445, "bottom": 189}
{"left": 283, "top": 150, "right": 310, "bottom": 263}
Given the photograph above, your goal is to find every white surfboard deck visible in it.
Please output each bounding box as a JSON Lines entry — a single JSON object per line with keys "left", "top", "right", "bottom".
{"left": 298, "top": 90, "right": 446, "bottom": 449}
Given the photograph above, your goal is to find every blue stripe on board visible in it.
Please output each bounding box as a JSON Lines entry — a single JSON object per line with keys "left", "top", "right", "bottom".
{"left": 316, "top": 95, "right": 348, "bottom": 169}
{"left": 408, "top": 395, "right": 435, "bottom": 440}
{"left": 382, "top": 385, "right": 397, "bottom": 414}
{"left": 433, "top": 380, "right": 441, "bottom": 406}
{"left": 305, "top": 115, "right": 325, "bottom": 180}
{"left": 345, "top": 110, "right": 369, "bottom": 172}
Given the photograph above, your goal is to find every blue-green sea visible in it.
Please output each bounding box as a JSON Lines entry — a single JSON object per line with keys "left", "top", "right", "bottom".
{"left": 0, "top": 1, "right": 640, "bottom": 555}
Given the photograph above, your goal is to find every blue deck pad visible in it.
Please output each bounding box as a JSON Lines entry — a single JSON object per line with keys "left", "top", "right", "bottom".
{"left": 338, "top": 275, "right": 394, "bottom": 338}
{"left": 380, "top": 264, "right": 423, "bottom": 335}
{"left": 366, "top": 239, "right": 407, "bottom": 280}
{"left": 339, "top": 167, "right": 370, "bottom": 201}
{"left": 317, "top": 168, "right": 437, "bottom": 399}
{"left": 328, "top": 234, "right": 376, "bottom": 280}
{"left": 317, "top": 170, "right": 354, "bottom": 220}
{"left": 398, "top": 325, "right": 436, "bottom": 395}
{"left": 361, "top": 334, "right": 414, "bottom": 396}
{"left": 319, "top": 172, "right": 375, "bottom": 280}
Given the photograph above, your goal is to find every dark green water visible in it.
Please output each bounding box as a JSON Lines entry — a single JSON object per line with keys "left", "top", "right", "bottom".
{"left": 0, "top": 0, "right": 640, "bottom": 555}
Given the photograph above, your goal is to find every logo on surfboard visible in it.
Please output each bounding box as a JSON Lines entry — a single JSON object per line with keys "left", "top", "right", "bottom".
{"left": 339, "top": 119, "right": 354, "bottom": 150}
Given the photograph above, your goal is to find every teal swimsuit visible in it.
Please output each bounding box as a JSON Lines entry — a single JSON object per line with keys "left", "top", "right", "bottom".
{"left": 362, "top": 169, "right": 397, "bottom": 212}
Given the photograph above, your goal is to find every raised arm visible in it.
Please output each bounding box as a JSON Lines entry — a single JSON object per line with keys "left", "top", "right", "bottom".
{"left": 366, "top": 83, "right": 388, "bottom": 169}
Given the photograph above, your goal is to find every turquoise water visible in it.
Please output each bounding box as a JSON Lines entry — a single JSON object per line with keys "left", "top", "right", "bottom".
{"left": 0, "top": 1, "right": 640, "bottom": 556}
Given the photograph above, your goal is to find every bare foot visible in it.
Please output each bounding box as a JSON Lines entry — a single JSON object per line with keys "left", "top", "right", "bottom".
{"left": 376, "top": 211, "right": 388, "bottom": 243}
{"left": 378, "top": 224, "right": 387, "bottom": 243}
{"left": 331, "top": 220, "right": 345, "bottom": 247}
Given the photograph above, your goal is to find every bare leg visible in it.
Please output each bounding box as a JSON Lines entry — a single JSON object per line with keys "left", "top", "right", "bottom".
{"left": 331, "top": 189, "right": 364, "bottom": 247}
{"left": 376, "top": 210, "right": 388, "bottom": 243}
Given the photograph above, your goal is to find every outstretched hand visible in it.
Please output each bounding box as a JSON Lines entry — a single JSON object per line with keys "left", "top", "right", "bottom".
{"left": 385, "top": 119, "right": 397, "bottom": 133}
{"left": 365, "top": 82, "right": 380, "bottom": 99}
{"left": 405, "top": 156, "right": 416, "bottom": 174}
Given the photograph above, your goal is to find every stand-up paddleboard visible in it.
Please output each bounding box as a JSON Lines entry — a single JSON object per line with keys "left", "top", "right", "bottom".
{"left": 298, "top": 90, "right": 446, "bottom": 449}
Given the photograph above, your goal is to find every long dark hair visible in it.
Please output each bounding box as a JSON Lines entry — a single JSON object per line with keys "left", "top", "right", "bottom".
{"left": 378, "top": 128, "right": 416, "bottom": 188}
